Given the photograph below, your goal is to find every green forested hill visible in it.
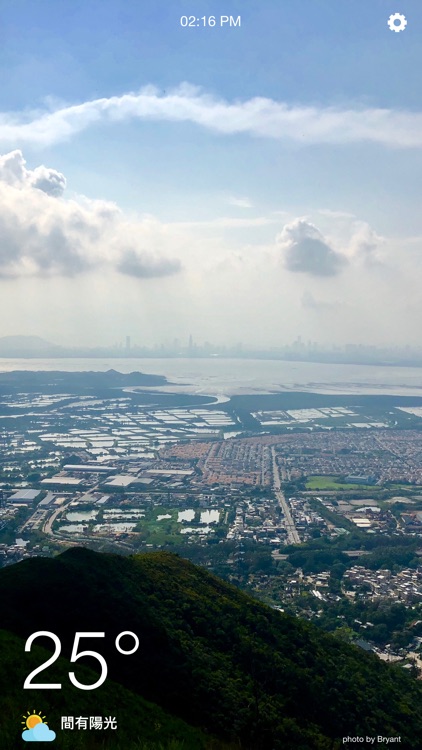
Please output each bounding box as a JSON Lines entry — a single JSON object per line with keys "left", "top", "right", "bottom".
{"left": 1, "top": 548, "right": 422, "bottom": 749}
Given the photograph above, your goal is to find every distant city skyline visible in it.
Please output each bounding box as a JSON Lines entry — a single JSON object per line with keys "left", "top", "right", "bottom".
{"left": 2, "top": 334, "right": 422, "bottom": 367}
{"left": 0, "top": 1, "right": 421, "bottom": 347}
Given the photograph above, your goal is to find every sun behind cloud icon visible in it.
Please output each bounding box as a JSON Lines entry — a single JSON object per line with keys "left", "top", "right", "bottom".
{"left": 21, "top": 711, "right": 56, "bottom": 742}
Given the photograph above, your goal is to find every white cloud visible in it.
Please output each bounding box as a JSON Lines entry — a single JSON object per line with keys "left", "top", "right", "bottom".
{"left": 227, "top": 196, "right": 254, "bottom": 209}
{"left": 345, "top": 221, "right": 384, "bottom": 263}
{"left": 1, "top": 84, "right": 422, "bottom": 148}
{"left": 0, "top": 149, "right": 66, "bottom": 196}
{"left": 0, "top": 150, "right": 182, "bottom": 279}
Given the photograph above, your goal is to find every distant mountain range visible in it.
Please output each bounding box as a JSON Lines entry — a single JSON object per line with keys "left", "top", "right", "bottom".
{"left": 0, "top": 335, "right": 63, "bottom": 355}
{"left": 0, "top": 548, "right": 421, "bottom": 749}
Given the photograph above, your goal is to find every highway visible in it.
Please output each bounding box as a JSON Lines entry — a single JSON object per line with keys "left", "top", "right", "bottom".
{"left": 271, "top": 447, "right": 301, "bottom": 545}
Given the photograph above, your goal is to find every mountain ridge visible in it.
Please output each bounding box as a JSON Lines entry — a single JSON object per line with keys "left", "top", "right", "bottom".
{"left": 0, "top": 334, "right": 62, "bottom": 352}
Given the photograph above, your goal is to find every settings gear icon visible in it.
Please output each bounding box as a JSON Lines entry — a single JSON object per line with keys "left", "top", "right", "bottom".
{"left": 388, "top": 13, "right": 407, "bottom": 32}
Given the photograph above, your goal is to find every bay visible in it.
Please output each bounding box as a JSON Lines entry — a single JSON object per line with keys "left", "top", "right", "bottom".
{"left": 0, "top": 357, "right": 421, "bottom": 397}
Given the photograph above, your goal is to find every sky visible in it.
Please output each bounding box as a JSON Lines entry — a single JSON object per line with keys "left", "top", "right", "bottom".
{"left": 0, "top": 0, "right": 421, "bottom": 349}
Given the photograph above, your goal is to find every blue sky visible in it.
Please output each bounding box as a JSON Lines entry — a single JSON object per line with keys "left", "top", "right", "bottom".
{"left": 0, "top": 1, "right": 421, "bottom": 347}
{"left": 1, "top": 1, "right": 421, "bottom": 106}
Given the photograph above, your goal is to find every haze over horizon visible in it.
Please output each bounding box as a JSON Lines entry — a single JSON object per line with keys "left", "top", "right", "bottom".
{"left": 0, "top": 1, "right": 421, "bottom": 349}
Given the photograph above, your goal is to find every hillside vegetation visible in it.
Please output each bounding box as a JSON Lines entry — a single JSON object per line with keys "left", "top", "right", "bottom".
{"left": 1, "top": 548, "right": 422, "bottom": 749}
{"left": 0, "top": 629, "right": 215, "bottom": 750}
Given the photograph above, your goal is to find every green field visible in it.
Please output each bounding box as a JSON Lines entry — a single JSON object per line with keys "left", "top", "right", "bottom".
{"left": 134, "top": 508, "right": 226, "bottom": 546}
{"left": 306, "top": 475, "right": 376, "bottom": 490}
{"left": 134, "top": 508, "right": 181, "bottom": 545}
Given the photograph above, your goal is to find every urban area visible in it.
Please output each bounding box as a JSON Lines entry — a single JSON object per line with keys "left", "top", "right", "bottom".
{"left": 1, "top": 370, "right": 422, "bottom": 676}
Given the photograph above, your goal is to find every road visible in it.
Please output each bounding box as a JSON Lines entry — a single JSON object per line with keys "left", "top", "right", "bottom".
{"left": 271, "top": 447, "right": 300, "bottom": 545}
{"left": 41, "top": 486, "right": 135, "bottom": 551}
{"left": 42, "top": 499, "right": 71, "bottom": 535}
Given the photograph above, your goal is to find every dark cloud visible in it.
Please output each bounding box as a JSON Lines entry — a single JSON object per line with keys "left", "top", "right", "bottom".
{"left": 0, "top": 207, "right": 90, "bottom": 277}
{"left": 278, "top": 219, "right": 347, "bottom": 277}
{"left": 117, "top": 249, "right": 182, "bottom": 279}
{"left": 285, "top": 236, "right": 346, "bottom": 276}
{"left": 30, "top": 224, "right": 90, "bottom": 275}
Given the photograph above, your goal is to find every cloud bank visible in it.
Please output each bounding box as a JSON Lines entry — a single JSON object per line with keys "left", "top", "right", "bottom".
{"left": 1, "top": 151, "right": 419, "bottom": 348}
{"left": 1, "top": 84, "right": 422, "bottom": 148}
{"left": 0, "top": 150, "right": 182, "bottom": 279}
